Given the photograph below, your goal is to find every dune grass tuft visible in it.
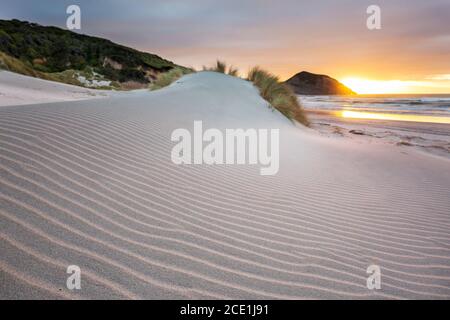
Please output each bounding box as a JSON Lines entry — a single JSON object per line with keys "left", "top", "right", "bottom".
{"left": 150, "top": 67, "right": 194, "bottom": 90}
{"left": 204, "top": 60, "right": 240, "bottom": 77}
{"left": 228, "top": 66, "right": 239, "bottom": 77}
{"left": 214, "top": 60, "right": 227, "bottom": 73}
{"left": 247, "top": 66, "right": 309, "bottom": 126}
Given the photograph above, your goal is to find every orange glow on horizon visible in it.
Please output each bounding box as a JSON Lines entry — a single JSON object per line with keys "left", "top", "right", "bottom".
{"left": 340, "top": 78, "right": 418, "bottom": 94}
{"left": 339, "top": 77, "right": 450, "bottom": 94}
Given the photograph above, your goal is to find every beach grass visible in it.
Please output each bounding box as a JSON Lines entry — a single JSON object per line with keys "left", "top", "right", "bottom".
{"left": 202, "top": 61, "right": 308, "bottom": 126}
{"left": 248, "top": 66, "right": 309, "bottom": 126}
{"left": 150, "top": 67, "right": 194, "bottom": 90}
{"left": 204, "top": 60, "right": 240, "bottom": 77}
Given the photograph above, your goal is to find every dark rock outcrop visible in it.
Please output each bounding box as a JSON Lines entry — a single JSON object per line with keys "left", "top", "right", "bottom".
{"left": 285, "top": 71, "right": 356, "bottom": 95}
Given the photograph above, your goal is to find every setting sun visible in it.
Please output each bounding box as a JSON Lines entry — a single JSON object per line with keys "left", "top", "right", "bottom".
{"left": 340, "top": 77, "right": 450, "bottom": 95}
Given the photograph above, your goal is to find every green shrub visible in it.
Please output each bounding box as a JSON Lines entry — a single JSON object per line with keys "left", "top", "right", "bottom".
{"left": 0, "top": 55, "right": 5, "bottom": 69}
{"left": 0, "top": 51, "right": 39, "bottom": 76}
{"left": 0, "top": 19, "right": 182, "bottom": 84}
{"left": 0, "top": 51, "right": 120, "bottom": 89}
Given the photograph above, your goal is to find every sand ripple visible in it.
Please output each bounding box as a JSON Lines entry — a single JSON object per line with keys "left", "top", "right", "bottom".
{"left": 1, "top": 72, "right": 450, "bottom": 299}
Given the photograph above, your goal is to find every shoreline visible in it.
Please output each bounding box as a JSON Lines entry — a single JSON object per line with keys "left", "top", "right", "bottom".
{"left": 306, "top": 109, "right": 450, "bottom": 159}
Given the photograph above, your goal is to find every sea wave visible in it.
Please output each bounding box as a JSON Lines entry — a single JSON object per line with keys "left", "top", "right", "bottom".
{"left": 298, "top": 94, "right": 450, "bottom": 117}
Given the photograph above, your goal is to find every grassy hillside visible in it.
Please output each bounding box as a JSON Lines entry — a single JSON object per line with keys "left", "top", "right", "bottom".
{"left": 0, "top": 19, "right": 185, "bottom": 89}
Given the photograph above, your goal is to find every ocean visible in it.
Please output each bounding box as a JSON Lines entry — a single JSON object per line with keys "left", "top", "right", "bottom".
{"left": 298, "top": 94, "right": 450, "bottom": 118}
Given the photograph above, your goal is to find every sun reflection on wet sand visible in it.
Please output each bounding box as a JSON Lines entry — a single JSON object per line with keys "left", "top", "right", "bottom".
{"left": 341, "top": 110, "right": 450, "bottom": 124}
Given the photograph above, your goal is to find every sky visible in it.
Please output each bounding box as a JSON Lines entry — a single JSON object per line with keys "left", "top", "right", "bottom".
{"left": 1, "top": 0, "right": 450, "bottom": 93}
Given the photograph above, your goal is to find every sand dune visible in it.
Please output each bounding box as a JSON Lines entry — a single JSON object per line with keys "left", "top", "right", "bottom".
{"left": 1, "top": 72, "right": 450, "bottom": 299}
{"left": 0, "top": 71, "right": 109, "bottom": 107}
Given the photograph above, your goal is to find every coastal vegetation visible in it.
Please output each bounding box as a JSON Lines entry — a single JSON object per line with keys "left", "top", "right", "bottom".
{"left": 207, "top": 60, "right": 308, "bottom": 125}
{"left": 150, "top": 67, "right": 194, "bottom": 90}
{"left": 248, "top": 66, "right": 309, "bottom": 126}
{"left": 151, "top": 60, "right": 308, "bottom": 126}
{"left": 204, "top": 60, "right": 239, "bottom": 76}
{"left": 0, "top": 19, "right": 307, "bottom": 125}
{"left": 0, "top": 19, "right": 185, "bottom": 89}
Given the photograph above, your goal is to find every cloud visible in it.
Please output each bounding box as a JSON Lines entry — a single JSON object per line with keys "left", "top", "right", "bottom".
{"left": 1, "top": 0, "right": 449, "bottom": 89}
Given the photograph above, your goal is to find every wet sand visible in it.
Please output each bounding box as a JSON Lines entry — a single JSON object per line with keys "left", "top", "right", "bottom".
{"left": 307, "top": 110, "right": 450, "bottom": 159}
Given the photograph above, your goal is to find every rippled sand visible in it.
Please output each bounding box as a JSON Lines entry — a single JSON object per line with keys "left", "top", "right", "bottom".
{"left": 1, "top": 72, "right": 450, "bottom": 299}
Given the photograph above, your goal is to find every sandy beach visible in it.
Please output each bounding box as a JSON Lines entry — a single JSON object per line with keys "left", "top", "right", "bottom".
{"left": 306, "top": 110, "right": 450, "bottom": 159}
{"left": 1, "top": 72, "right": 450, "bottom": 299}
